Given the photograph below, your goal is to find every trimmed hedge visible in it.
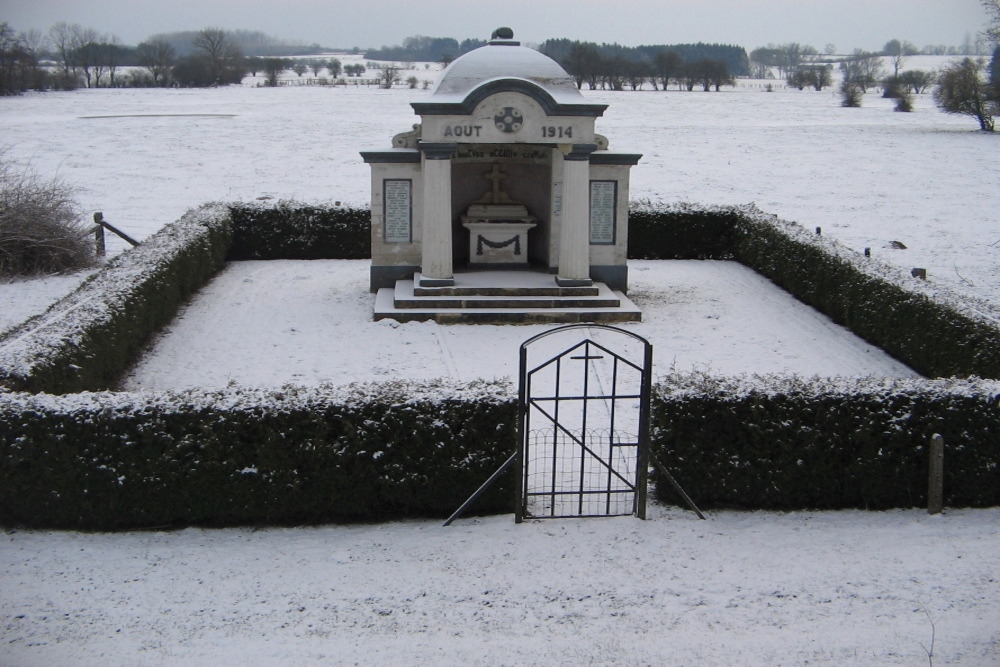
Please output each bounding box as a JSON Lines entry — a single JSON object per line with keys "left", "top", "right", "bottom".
{"left": 729, "top": 208, "right": 1000, "bottom": 378}
{"left": 628, "top": 201, "right": 737, "bottom": 260}
{"left": 227, "top": 201, "right": 370, "bottom": 260}
{"left": 651, "top": 373, "right": 1000, "bottom": 510}
{"left": 0, "top": 380, "right": 517, "bottom": 529}
{"left": 0, "top": 205, "right": 232, "bottom": 394}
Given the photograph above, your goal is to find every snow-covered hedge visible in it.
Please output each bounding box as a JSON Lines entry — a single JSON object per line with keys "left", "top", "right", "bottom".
{"left": 628, "top": 201, "right": 738, "bottom": 260}
{"left": 0, "top": 205, "right": 232, "bottom": 394}
{"left": 631, "top": 202, "right": 1000, "bottom": 379}
{"left": 227, "top": 200, "right": 370, "bottom": 260}
{"left": 652, "top": 373, "right": 1000, "bottom": 510}
{"left": 0, "top": 379, "right": 516, "bottom": 529}
{"left": 1, "top": 374, "right": 997, "bottom": 529}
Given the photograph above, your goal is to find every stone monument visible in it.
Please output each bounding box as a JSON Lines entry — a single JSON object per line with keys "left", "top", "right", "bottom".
{"left": 361, "top": 28, "right": 642, "bottom": 323}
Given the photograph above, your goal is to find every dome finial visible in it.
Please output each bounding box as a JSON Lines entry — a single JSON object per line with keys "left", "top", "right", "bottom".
{"left": 491, "top": 27, "right": 514, "bottom": 40}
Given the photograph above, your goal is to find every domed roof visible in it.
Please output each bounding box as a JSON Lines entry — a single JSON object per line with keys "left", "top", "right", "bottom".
{"left": 427, "top": 31, "right": 585, "bottom": 107}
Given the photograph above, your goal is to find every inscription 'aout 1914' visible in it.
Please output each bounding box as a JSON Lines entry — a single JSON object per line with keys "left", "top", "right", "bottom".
{"left": 443, "top": 125, "right": 575, "bottom": 138}
{"left": 444, "top": 125, "right": 483, "bottom": 137}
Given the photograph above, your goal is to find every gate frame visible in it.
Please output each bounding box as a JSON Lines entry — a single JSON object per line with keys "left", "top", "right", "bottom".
{"left": 514, "top": 324, "right": 653, "bottom": 523}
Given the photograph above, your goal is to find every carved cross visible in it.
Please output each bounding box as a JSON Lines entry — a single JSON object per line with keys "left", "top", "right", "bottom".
{"left": 485, "top": 162, "right": 507, "bottom": 204}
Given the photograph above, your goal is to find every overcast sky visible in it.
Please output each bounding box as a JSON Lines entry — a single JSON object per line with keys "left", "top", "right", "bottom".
{"left": 4, "top": 0, "right": 991, "bottom": 53}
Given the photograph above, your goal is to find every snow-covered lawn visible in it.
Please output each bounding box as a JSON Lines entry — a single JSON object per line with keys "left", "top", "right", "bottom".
{"left": 120, "top": 259, "right": 917, "bottom": 391}
{"left": 3, "top": 506, "right": 999, "bottom": 665}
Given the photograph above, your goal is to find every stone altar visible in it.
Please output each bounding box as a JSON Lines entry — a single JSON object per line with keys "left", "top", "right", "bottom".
{"left": 462, "top": 162, "right": 536, "bottom": 265}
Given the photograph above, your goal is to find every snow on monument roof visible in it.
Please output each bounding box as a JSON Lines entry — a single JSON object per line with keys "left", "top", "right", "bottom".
{"left": 429, "top": 32, "right": 584, "bottom": 105}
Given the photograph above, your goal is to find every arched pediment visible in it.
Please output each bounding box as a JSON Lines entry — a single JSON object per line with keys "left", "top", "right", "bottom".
{"left": 412, "top": 78, "right": 607, "bottom": 118}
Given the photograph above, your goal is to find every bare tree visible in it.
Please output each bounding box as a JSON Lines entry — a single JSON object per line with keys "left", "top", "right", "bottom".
{"left": 600, "top": 56, "right": 628, "bottom": 91}
{"left": 749, "top": 47, "right": 781, "bottom": 78}
{"left": 310, "top": 60, "right": 324, "bottom": 77}
{"left": 899, "top": 69, "right": 935, "bottom": 94}
{"left": 262, "top": 57, "right": 286, "bottom": 86}
{"left": 934, "top": 57, "right": 997, "bottom": 130}
{"left": 624, "top": 60, "right": 648, "bottom": 90}
{"left": 99, "top": 34, "right": 125, "bottom": 87}
{"left": 787, "top": 66, "right": 832, "bottom": 91}
{"left": 884, "top": 39, "right": 906, "bottom": 77}
{"left": 0, "top": 23, "right": 40, "bottom": 95}
{"left": 19, "top": 29, "right": 48, "bottom": 58}
{"left": 136, "top": 39, "right": 175, "bottom": 87}
{"left": 652, "top": 49, "right": 683, "bottom": 90}
{"left": 841, "top": 50, "right": 884, "bottom": 92}
{"left": 70, "top": 28, "right": 101, "bottom": 88}
{"left": 191, "top": 28, "right": 244, "bottom": 85}
{"left": 563, "top": 42, "right": 601, "bottom": 89}
{"left": 48, "top": 22, "right": 80, "bottom": 82}
{"left": 378, "top": 64, "right": 401, "bottom": 88}
{"left": 707, "top": 60, "right": 735, "bottom": 91}
{"left": 327, "top": 58, "right": 341, "bottom": 78}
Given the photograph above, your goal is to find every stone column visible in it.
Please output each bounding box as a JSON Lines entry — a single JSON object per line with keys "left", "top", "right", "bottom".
{"left": 556, "top": 144, "right": 597, "bottom": 287}
{"left": 418, "top": 143, "right": 457, "bottom": 287}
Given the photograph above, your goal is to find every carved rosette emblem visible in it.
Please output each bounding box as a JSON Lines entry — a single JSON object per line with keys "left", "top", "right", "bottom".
{"left": 493, "top": 107, "right": 524, "bottom": 133}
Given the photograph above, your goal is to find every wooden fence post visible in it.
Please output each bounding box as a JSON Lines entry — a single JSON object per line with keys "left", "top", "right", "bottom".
{"left": 928, "top": 433, "right": 944, "bottom": 515}
{"left": 93, "top": 214, "right": 106, "bottom": 257}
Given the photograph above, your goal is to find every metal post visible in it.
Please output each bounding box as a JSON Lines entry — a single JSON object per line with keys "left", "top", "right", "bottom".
{"left": 649, "top": 451, "right": 706, "bottom": 520}
{"left": 443, "top": 451, "right": 519, "bottom": 527}
{"left": 928, "top": 433, "right": 944, "bottom": 515}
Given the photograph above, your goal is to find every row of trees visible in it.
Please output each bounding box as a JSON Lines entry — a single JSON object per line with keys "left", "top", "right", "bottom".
{"left": 364, "top": 35, "right": 485, "bottom": 64}
{"left": 835, "top": 48, "right": 999, "bottom": 131}
{"left": 545, "top": 39, "right": 749, "bottom": 88}
{"left": 0, "top": 22, "right": 360, "bottom": 92}
{"left": 538, "top": 40, "right": 747, "bottom": 92}
{"left": 750, "top": 37, "right": 990, "bottom": 80}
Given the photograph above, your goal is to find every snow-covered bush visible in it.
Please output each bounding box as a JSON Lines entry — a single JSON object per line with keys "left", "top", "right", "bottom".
{"left": 0, "top": 151, "right": 95, "bottom": 276}
{"left": 652, "top": 373, "right": 1000, "bottom": 510}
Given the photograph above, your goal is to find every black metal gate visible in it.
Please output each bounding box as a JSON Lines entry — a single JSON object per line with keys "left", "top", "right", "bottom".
{"left": 515, "top": 324, "right": 652, "bottom": 522}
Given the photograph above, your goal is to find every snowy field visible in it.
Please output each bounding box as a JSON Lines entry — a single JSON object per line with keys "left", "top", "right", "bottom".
{"left": 2, "top": 57, "right": 1000, "bottom": 665}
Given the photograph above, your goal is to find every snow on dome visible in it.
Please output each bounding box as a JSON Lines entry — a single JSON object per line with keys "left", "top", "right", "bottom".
{"left": 429, "top": 31, "right": 583, "bottom": 105}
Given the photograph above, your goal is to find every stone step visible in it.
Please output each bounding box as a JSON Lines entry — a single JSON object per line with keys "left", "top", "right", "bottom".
{"left": 413, "top": 284, "right": 600, "bottom": 297}
{"left": 395, "top": 280, "right": 621, "bottom": 309}
{"left": 412, "top": 271, "right": 599, "bottom": 297}
{"left": 374, "top": 286, "right": 642, "bottom": 324}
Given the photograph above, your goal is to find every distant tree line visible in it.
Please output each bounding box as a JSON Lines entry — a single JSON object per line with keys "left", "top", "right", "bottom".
{"left": 364, "top": 36, "right": 486, "bottom": 64}
{"left": 539, "top": 39, "right": 747, "bottom": 91}
{"left": 0, "top": 22, "right": 352, "bottom": 93}
{"left": 145, "top": 29, "right": 332, "bottom": 58}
